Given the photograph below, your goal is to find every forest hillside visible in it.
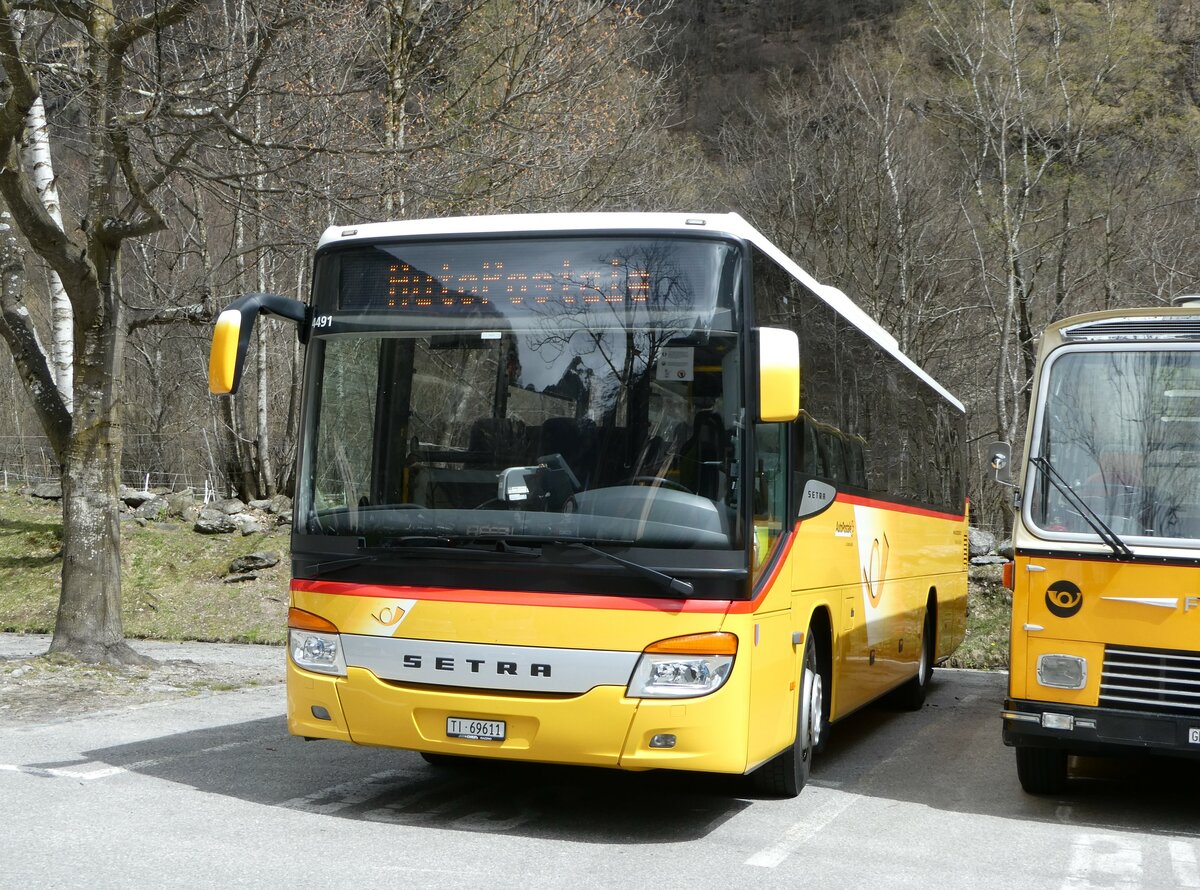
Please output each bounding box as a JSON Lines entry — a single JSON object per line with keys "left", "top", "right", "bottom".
{"left": 3, "top": 0, "right": 1200, "bottom": 542}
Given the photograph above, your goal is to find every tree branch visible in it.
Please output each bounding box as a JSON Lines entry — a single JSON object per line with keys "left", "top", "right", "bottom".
{"left": 107, "top": 0, "right": 204, "bottom": 56}
{"left": 126, "top": 300, "right": 210, "bottom": 332}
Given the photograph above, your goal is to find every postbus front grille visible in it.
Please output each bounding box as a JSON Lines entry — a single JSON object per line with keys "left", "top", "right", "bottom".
{"left": 1099, "top": 645, "right": 1200, "bottom": 716}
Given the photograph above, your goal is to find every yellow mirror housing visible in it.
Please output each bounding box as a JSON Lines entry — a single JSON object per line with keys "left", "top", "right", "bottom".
{"left": 206, "top": 292, "right": 309, "bottom": 396}
{"left": 756, "top": 327, "right": 800, "bottom": 422}
{"left": 208, "top": 309, "right": 243, "bottom": 394}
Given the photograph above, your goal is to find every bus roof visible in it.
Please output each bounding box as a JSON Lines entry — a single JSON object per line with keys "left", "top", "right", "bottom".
{"left": 1036, "top": 305, "right": 1200, "bottom": 359}
{"left": 317, "top": 212, "right": 964, "bottom": 412}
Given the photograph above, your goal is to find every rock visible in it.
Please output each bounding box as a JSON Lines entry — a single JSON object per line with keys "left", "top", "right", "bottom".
{"left": 29, "top": 482, "right": 62, "bottom": 500}
{"left": 970, "top": 555, "right": 1009, "bottom": 566}
{"left": 119, "top": 485, "right": 156, "bottom": 508}
{"left": 269, "top": 494, "right": 292, "bottom": 516}
{"left": 216, "top": 497, "right": 247, "bottom": 515}
{"left": 229, "top": 551, "right": 281, "bottom": 574}
{"left": 223, "top": 573, "right": 258, "bottom": 584}
{"left": 997, "top": 539, "right": 1014, "bottom": 559}
{"left": 194, "top": 509, "right": 237, "bottom": 534}
{"left": 134, "top": 496, "right": 169, "bottom": 520}
{"left": 233, "top": 514, "right": 265, "bottom": 536}
{"left": 968, "top": 527, "right": 997, "bottom": 557}
{"left": 248, "top": 499, "right": 273, "bottom": 511}
{"left": 165, "top": 489, "right": 196, "bottom": 519}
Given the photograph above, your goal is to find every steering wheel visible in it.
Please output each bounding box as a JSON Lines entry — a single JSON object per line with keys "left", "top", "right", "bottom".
{"left": 619, "top": 476, "right": 693, "bottom": 493}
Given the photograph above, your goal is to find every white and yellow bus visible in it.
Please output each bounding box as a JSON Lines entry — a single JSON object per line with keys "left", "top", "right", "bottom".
{"left": 995, "top": 305, "right": 1200, "bottom": 794}
{"left": 210, "top": 213, "right": 968, "bottom": 796}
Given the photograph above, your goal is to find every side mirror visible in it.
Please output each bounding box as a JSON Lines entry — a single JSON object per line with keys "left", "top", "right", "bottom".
{"left": 755, "top": 327, "right": 800, "bottom": 423}
{"left": 986, "top": 441, "right": 1013, "bottom": 485}
{"left": 208, "top": 292, "right": 309, "bottom": 395}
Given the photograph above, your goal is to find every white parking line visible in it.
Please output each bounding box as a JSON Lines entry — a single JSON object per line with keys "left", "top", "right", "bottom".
{"left": 0, "top": 738, "right": 263, "bottom": 783}
{"left": 745, "top": 786, "right": 859, "bottom": 868}
{"left": 1062, "top": 833, "right": 1143, "bottom": 890}
{"left": 1171, "top": 840, "right": 1200, "bottom": 889}
{"left": 0, "top": 763, "right": 126, "bottom": 781}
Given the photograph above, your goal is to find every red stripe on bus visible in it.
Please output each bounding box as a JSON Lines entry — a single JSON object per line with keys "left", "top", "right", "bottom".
{"left": 835, "top": 492, "right": 966, "bottom": 522}
{"left": 291, "top": 579, "right": 732, "bottom": 614}
{"left": 735, "top": 531, "right": 798, "bottom": 614}
{"left": 292, "top": 496, "right": 961, "bottom": 616}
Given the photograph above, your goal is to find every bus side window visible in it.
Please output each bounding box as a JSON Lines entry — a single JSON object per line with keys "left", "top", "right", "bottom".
{"left": 845, "top": 438, "right": 867, "bottom": 489}
{"left": 797, "top": 416, "right": 822, "bottom": 478}
{"left": 754, "top": 422, "right": 788, "bottom": 575}
{"left": 819, "top": 429, "right": 846, "bottom": 483}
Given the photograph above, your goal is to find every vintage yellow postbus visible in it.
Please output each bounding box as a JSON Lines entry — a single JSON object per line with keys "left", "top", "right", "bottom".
{"left": 995, "top": 305, "right": 1200, "bottom": 793}
{"left": 210, "top": 213, "right": 967, "bottom": 796}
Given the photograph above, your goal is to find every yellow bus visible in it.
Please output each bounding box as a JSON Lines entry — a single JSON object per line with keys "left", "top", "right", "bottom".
{"left": 209, "top": 213, "right": 968, "bottom": 796}
{"left": 994, "top": 305, "right": 1200, "bottom": 794}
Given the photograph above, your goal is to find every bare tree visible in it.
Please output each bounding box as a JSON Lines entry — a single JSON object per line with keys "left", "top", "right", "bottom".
{"left": 0, "top": 1, "right": 295, "bottom": 663}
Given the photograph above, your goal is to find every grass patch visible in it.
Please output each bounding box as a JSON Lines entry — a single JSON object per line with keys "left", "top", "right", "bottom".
{"left": 947, "top": 566, "right": 1012, "bottom": 671}
{"left": 0, "top": 488, "right": 288, "bottom": 644}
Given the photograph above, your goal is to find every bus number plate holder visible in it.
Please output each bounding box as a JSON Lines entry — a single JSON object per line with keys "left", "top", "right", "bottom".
{"left": 447, "top": 717, "right": 506, "bottom": 741}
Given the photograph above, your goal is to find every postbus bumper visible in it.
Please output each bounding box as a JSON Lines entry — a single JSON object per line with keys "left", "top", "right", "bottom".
{"left": 287, "top": 661, "right": 753, "bottom": 774}
{"left": 1002, "top": 698, "right": 1200, "bottom": 758}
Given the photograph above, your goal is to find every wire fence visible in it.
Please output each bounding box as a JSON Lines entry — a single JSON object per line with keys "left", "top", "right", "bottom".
{"left": 0, "top": 434, "right": 222, "bottom": 497}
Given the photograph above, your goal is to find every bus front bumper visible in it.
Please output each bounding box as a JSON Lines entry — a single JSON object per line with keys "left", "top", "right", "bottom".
{"left": 288, "top": 662, "right": 753, "bottom": 774}
{"left": 1002, "top": 698, "right": 1200, "bottom": 758}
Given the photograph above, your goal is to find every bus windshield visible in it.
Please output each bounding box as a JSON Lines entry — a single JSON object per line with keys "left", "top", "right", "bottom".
{"left": 297, "top": 236, "right": 745, "bottom": 551}
{"left": 1030, "top": 347, "right": 1200, "bottom": 543}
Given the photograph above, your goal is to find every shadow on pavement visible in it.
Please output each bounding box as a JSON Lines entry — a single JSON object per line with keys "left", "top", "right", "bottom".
{"left": 80, "top": 668, "right": 1200, "bottom": 841}
{"left": 811, "top": 669, "right": 1200, "bottom": 838}
{"left": 83, "top": 714, "right": 749, "bottom": 843}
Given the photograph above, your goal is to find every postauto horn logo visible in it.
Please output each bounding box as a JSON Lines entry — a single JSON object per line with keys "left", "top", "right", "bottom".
{"left": 1045, "top": 580, "right": 1083, "bottom": 618}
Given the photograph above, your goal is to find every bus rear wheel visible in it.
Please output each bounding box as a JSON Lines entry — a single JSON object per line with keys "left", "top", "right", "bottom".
{"left": 752, "top": 626, "right": 822, "bottom": 798}
{"left": 893, "top": 609, "right": 933, "bottom": 711}
{"left": 1015, "top": 745, "right": 1068, "bottom": 795}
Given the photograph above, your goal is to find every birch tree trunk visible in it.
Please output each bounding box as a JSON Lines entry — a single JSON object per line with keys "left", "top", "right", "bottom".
{"left": 11, "top": 11, "right": 73, "bottom": 413}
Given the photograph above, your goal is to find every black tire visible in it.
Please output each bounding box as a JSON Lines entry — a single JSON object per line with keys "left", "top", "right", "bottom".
{"left": 751, "top": 625, "right": 824, "bottom": 797}
{"left": 1015, "top": 746, "right": 1068, "bottom": 795}
{"left": 894, "top": 609, "right": 933, "bottom": 711}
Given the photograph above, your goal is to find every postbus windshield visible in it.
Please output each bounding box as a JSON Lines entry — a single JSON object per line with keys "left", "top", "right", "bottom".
{"left": 1029, "top": 346, "right": 1200, "bottom": 543}
{"left": 296, "top": 236, "right": 745, "bottom": 551}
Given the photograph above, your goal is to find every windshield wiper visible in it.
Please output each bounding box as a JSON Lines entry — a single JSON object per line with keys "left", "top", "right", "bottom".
{"left": 552, "top": 540, "right": 695, "bottom": 597}
{"left": 1029, "top": 456, "right": 1134, "bottom": 559}
{"left": 377, "top": 535, "right": 541, "bottom": 559}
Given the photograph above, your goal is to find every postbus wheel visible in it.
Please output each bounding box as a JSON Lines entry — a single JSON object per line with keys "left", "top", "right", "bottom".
{"left": 1014, "top": 746, "right": 1068, "bottom": 795}
{"left": 751, "top": 625, "right": 821, "bottom": 798}
{"left": 893, "top": 609, "right": 933, "bottom": 711}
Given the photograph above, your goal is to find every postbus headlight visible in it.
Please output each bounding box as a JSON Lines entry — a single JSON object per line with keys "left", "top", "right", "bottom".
{"left": 1036, "top": 654, "right": 1087, "bottom": 690}
{"left": 288, "top": 608, "right": 347, "bottom": 677}
{"left": 627, "top": 632, "right": 736, "bottom": 699}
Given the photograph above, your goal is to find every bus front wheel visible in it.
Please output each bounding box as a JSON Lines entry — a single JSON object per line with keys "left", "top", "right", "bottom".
{"left": 751, "top": 625, "right": 823, "bottom": 798}
{"left": 1015, "top": 745, "right": 1068, "bottom": 795}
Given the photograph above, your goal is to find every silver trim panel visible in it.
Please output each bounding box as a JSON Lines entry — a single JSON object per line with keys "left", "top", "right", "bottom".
{"left": 340, "top": 634, "right": 639, "bottom": 694}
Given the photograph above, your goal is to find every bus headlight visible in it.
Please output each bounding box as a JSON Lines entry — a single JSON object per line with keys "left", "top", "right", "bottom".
{"left": 288, "top": 608, "right": 347, "bottom": 677}
{"left": 627, "top": 632, "right": 736, "bottom": 699}
{"left": 1036, "top": 654, "right": 1087, "bottom": 690}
